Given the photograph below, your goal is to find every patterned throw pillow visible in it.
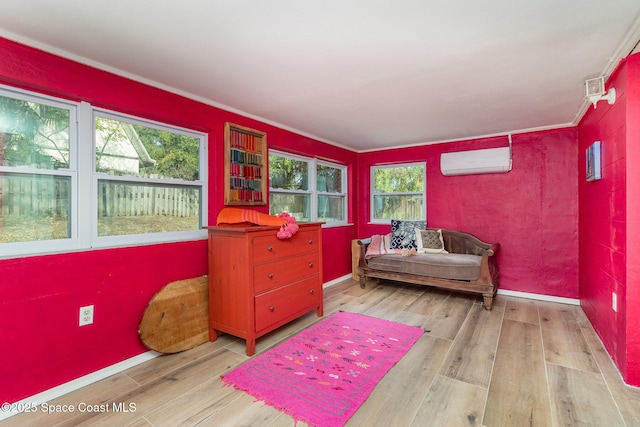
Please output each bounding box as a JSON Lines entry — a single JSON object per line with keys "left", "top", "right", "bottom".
{"left": 390, "top": 220, "right": 426, "bottom": 249}
{"left": 415, "top": 228, "right": 448, "bottom": 254}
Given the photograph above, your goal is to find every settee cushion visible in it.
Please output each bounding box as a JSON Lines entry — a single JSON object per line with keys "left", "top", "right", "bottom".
{"left": 366, "top": 253, "right": 482, "bottom": 281}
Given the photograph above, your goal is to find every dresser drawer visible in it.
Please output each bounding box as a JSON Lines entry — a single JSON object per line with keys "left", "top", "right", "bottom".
{"left": 252, "top": 229, "right": 319, "bottom": 263}
{"left": 254, "top": 252, "right": 320, "bottom": 294}
{"left": 255, "top": 276, "right": 321, "bottom": 332}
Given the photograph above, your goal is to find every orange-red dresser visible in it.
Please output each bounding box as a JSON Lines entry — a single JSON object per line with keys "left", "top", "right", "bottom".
{"left": 204, "top": 223, "right": 323, "bottom": 355}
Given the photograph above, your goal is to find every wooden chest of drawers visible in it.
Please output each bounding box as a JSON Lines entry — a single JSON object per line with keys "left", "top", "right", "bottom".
{"left": 205, "top": 222, "right": 323, "bottom": 355}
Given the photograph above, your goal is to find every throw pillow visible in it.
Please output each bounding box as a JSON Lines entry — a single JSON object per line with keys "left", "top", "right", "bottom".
{"left": 390, "top": 220, "right": 426, "bottom": 249}
{"left": 415, "top": 228, "right": 448, "bottom": 254}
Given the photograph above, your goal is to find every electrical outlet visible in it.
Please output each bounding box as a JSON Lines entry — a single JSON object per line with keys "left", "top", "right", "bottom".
{"left": 79, "top": 305, "right": 94, "bottom": 326}
{"left": 612, "top": 292, "right": 617, "bottom": 312}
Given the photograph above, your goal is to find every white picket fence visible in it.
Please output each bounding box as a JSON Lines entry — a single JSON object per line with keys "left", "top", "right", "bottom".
{"left": 98, "top": 182, "right": 199, "bottom": 218}
{"left": 0, "top": 176, "right": 69, "bottom": 217}
{"left": 0, "top": 176, "right": 199, "bottom": 218}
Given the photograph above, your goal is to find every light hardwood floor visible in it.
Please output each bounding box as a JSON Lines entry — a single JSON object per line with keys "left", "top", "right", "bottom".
{"left": 5, "top": 279, "right": 640, "bottom": 426}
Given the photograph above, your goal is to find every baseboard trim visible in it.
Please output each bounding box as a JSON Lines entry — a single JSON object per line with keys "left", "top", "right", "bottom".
{"left": 497, "top": 289, "right": 580, "bottom": 305}
{"left": 323, "top": 276, "right": 581, "bottom": 307}
{"left": 0, "top": 351, "right": 160, "bottom": 421}
{"left": 323, "top": 274, "right": 352, "bottom": 289}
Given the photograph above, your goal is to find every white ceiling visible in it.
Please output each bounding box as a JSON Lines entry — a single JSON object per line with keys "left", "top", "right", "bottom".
{"left": 1, "top": 1, "right": 640, "bottom": 152}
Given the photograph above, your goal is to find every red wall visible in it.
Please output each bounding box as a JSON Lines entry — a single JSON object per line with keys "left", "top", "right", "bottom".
{"left": 579, "top": 52, "right": 640, "bottom": 387}
{"left": 0, "top": 37, "right": 357, "bottom": 403}
{"left": 1, "top": 242, "right": 207, "bottom": 402}
{"left": 357, "top": 129, "right": 580, "bottom": 298}
{"left": 578, "top": 60, "right": 628, "bottom": 377}
{"left": 626, "top": 53, "right": 640, "bottom": 388}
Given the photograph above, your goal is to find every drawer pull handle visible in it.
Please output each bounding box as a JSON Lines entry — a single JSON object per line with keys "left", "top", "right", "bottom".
{"left": 269, "top": 306, "right": 275, "bottom": 312}
{"left": 268, "top": 273, "right": 274, "bottom": 279}
{"left": 309, "top": 289, "right": 315, "bottom": 294}
{"left": 308, "top": 239, "right": 313, "bottom": 244}
{"left": 309, "top": 262, "right": 313, "bottom": 267}
{"left": 267, "top": 246, "right": 273, "bottom": 251}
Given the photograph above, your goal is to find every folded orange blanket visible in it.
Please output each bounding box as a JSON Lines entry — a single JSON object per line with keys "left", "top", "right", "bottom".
{"left": 216, "top": 208, "right": 286, "bottom": 227}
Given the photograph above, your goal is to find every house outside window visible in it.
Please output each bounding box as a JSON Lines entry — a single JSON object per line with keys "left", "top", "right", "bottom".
{"left": 0, "top": 86, "right": 207, "bottom": 258}
{"left": 269, "top": 150, "right": 347, "bottom": 226}
{"left": 370, "top": 162, "right": 425, "bottom": 223}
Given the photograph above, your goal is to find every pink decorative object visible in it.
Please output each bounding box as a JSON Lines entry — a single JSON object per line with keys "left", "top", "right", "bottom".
{"left": 276, "top": 211, "right": 299, "bottom": 239}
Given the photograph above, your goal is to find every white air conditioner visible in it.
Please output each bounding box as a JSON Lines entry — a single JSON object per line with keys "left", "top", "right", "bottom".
{"left": 440, "top": 147, "right": 512, "bottom": 176}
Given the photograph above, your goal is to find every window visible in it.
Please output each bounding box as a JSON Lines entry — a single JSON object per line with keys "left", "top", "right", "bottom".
{"left": 316, "top": 162, "right": 346, "bottom": 223}
{"left": 0, "top": 90, "right": 75, "bottom": 253}
{"left": 371, "top": 162, "right": 425, "bottom": 223}
{"left": 0, "top": 86, "right": 207, "bottom": 257}
{"left": 93, "top": 112, "right": 206, "bottom": 244}
{"left": 269, "top": 150, "right": 347, "bottom": 225}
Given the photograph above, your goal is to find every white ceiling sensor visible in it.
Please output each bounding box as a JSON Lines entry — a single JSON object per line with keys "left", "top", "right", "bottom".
{"left": 585, "top": 77, "right": 616, "bottom": 109}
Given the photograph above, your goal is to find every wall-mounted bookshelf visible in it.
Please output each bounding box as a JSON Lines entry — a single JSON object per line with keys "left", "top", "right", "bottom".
{"left": 224, "top": 122, "right": 267, "bottom": 205}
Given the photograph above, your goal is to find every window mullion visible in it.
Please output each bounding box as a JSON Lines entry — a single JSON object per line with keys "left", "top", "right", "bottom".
{"left": 310, "top": 159, "right": 317, "bottom": 222}
{"left": 76, "top": 101, "right": 93, "bottom": 247}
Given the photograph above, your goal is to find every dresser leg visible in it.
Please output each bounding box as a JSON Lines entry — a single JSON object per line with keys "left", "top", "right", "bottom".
{"left": 317, "top": 306, "right": 323, "bottom": 317}
{"left": 246, "top": 339, "right": 256, "bottom": 356}
{"left": 209, "top": 328, "right": 218, "bottom": 342}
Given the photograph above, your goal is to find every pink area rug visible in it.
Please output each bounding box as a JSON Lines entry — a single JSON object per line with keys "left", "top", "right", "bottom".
{"left": 221, "top": 311, "right": 424, "bottom": 427}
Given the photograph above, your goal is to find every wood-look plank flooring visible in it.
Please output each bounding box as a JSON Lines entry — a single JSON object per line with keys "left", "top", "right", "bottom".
{"left": 5, "top": 279, "right": 640, "bottom": 426}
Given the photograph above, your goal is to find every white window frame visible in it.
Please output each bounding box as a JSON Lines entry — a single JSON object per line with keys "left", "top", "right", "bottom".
{"left": 0, "top": 86, "right": 79, "bottom": 257}
{"left": 269, "top": 150, "right": 348, "bottom": 227}
{"left": 89, "top": 107, "right": 208, "bottom": 247}
{"left": 0, "top": 85, "right": 208, "bottom": 259}
{"left": 370, "top": 162, "right": 426, "bottom": 224}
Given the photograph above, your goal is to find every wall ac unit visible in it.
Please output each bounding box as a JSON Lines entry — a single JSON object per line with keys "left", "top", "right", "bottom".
{"left": 440, "top": 147, "right": 512, "bottom": 176}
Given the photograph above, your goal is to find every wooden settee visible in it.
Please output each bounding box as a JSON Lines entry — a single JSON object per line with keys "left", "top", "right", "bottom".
{"left": 357, "top": 228, "right": 499, "bottom": 310}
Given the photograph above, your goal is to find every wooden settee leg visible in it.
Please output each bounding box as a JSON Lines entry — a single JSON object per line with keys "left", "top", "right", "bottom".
{"left": 359, "top": 275, "right": 366, "bottom": 289}
{"left": 483, "top": 294, "right": 494, "bottom": 311}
